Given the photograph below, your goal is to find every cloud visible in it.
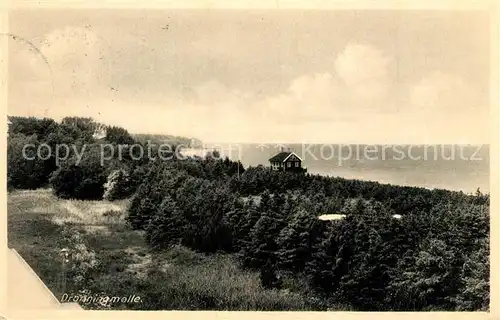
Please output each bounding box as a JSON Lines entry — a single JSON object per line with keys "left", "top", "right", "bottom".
{"left": 9, "top": 31, "right": 488, "bottom": 144}
{"left": 257, "top": 73, "right": 340, "bottom": 123}
{"left": 253, "top": 43, "right": 393, "bottom": 125}
{"left": 410, "top": 70, "right": 478, "bottom": 113}
{"left": 401, "top": 70, "right": 488, "bottom": 144}
{"left": 335, "top": 43, "right": 390, "bottom": 85}
{"left": 334, "top": 43, "right": 391, "bottom": 101}
{"left": 149, "top": 43, "right": 487, "bottom": 143}
{"left": 174, "top": 43, "right": 394, "bottom": 142}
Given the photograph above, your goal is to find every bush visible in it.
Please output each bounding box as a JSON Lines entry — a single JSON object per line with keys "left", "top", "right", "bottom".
{"left": 145, "top": 196, "right": 187, "bottom": 250}
{"left": 49, "top": 145, "right": 107, "bottom": 200}
{"left": 50, "top": 164, "right": 106, "bottom": 200}
{"left": 259, "top": 260, "right": 282, "bottom": 289}
{"left": 103, "top": 169, "right": 131, "bottom": 200}
{"left": 126, "top": 168, "right": 185, "bottom": 230}
{"left": 7, "top": 133, "right": 49, "bottom": 189}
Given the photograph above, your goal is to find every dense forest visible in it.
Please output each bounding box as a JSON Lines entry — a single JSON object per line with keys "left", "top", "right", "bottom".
{"left": 7, "top": 116, "right": 490, "bottom": 311}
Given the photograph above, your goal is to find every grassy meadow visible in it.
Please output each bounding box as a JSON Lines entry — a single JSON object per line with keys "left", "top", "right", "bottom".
{"left": 7, "top": 188, "right": 326, "bottom": 310}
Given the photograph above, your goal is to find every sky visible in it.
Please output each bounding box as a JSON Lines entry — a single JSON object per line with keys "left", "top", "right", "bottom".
{"left": 7, "top": 9, "right": 491, "bottom": 144}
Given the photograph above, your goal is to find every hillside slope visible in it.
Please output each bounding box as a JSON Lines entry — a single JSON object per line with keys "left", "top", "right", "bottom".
{"left": 7, "top": 189, "right": 325, "bottom": 310}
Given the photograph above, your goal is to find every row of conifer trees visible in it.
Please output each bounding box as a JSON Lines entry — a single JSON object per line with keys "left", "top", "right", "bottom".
{"left": 128, "top": 160, "right": 489, "bottom": 311}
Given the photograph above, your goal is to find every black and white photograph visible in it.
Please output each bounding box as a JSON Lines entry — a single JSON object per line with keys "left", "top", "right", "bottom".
{"left": 4, "top": 3, "right": 494, "bottom": 313}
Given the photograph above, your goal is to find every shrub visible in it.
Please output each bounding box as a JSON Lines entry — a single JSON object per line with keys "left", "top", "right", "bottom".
{"left": 145, "top": 196, "right": 187, "bottom": 250}
{"left": 103, "top": 169, "right": 131, "bottom": 200}
{"left": 49, "top": 145, "right": 107, "bottom": 200}
{"left": 127, "top": 175, "right": 171, "bottom": 230}
{"left": 259, "top": 260, "right": 282, "bottom": 289}
{"left": 58, "top": 227, "right": 100, "bottom": 293}
{"left": 7, "top": 133, "right": 49, "bottom": 189}
{"left": 50, "top": 164, "right": 106, "bottom": 200}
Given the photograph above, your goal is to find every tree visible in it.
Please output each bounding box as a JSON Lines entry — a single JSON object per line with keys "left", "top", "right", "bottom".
{"left": 61, "top": 116, "right": 98, "bottom": 143}
{"left": 454, "top": 236, "right": 489, "bottom": 311}
{"left": 7, "top": 133, "right": 47, "bottom": 189}
{"left": 305, "top": 224, "right": 338, "bottom": 294}
{"left": 49, "top": 145, "right": 107, "bottom": 199}
{"left": 8, "top": 116, "right": 58, "bottom": 140}
{"left": 145, "top": 196, "right": 187, "bottom": 250}
{"left": 127, "top": 180, "right": 166, "bottom": 229}
{"left": 179, "top": 181, "right": 237, "bottom": 253}
{"left": 388, "top": 238, "right": 462, "bottom": 310}
{"left": 229, "top": 200, "right": 261, "bottom": 252}
{"left": 103, "top": 169, "right": 131, "bottom": 200}
{"left": 241, "top": 208, "right": 287, "bottom": 270}
{"left": 104, "top": 126, "right": 135, "bottom": 145}
{"left": 276, "top": 207, "right": 319, "bottom": 272}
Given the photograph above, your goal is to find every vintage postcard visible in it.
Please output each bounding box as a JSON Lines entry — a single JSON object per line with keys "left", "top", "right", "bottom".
{"left": 1, "top": 1, "right": 498, "bottom": 319}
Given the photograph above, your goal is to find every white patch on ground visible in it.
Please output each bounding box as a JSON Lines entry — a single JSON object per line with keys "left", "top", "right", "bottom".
{"left": 318, "top": 214, "right": 346, "bottom": 221}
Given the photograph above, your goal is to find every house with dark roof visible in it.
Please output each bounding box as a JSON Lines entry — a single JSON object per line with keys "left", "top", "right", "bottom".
{"left": 268, "top": 149, "right": 305, "bottom": 172}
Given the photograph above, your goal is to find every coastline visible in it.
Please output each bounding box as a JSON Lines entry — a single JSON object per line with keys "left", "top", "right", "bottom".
{"left": 180, "top": 144, "right": 490, "bottom": 194}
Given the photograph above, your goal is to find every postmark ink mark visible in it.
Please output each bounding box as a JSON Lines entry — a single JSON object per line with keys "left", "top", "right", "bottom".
{"left": 2, "top": 32, "right": 55, "bottom": 116}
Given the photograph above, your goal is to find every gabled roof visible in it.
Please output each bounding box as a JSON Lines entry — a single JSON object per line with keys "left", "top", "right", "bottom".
{"left": 283, "top": 152, "right": 303, "bottom": 162}
{"left": 269, "top": 152, "right": 290, "bottom": 163}
{"left": 269, "top": 151, "right": 303, "bottom": 163}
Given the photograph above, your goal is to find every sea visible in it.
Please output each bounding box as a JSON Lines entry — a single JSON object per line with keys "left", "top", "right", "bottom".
{"left": 182, "top": 144, "right": 490, "bottom": 194}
